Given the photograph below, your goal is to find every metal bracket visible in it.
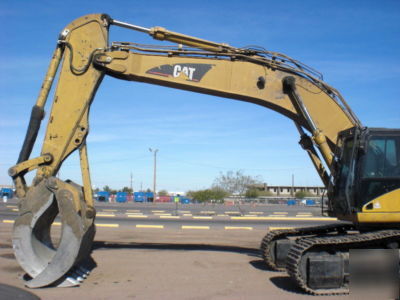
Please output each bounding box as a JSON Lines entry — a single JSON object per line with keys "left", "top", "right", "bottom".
{"left": 9, "top": 154, "right": 53, "bottom": 177}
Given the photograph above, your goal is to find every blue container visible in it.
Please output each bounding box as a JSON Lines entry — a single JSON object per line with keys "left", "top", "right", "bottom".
{"left": 134, "top": 192, "right": 146, "bottom": 202}
{"left": 1, "top": 188, "right": 13, "bottom": 198}
{"left": 116, "top": 192, "right": 128, "bottom": 203}
{"left": 287, "top": 199, "right": 297, "bottom": 206}
{"left": 96, "top": 191, "right": 110, "bottom": 202}
{"left": 306, "top": 199, "right": 316, "bottom": 206}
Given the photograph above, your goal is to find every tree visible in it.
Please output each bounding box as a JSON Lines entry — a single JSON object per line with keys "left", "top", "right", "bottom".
{"left": 210, "top": 186, "right": 228, "bottom": 202}
{"left": 295, "top": 190, "right": 313, "bottom": 199}
{"left": 186, "top": 187, "right": 228, "bottom": 203}
{"left": 259, "top": 190, "right": 273, "bottom": 197}
{"left": 190, "top": 190, "right": 212, "bottom": 202}
{"left": 245, "top": 188, "right": 259, "bottom": 199}
{"left": 158, "top": 190, "right": 169, "bottom": 196}
{"left": 121, "top": 186, "right": 133, "bottom": 194}
{"left": 213, "top": 170, "right": 262, "bottom": 199}
{"left": 103, "top": 185, "right": 111, "bottom": 192}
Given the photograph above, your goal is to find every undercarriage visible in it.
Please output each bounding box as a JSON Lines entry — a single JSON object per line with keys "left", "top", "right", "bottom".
{"left": 261, "top": 224, "right": 400, "bottom": 295}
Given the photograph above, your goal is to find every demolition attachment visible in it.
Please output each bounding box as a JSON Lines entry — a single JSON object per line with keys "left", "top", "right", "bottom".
{"left": 12, "top": 178, "right": 95, "bottom": 288}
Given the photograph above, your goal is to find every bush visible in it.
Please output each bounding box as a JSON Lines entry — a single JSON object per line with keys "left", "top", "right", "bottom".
{"left": 295, "top": 191, "right": 313, "bottom": 199}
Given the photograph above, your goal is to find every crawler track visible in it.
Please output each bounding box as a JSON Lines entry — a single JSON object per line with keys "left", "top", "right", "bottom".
{"left": 286, "top": 229, "right": 400, "bottom": 295}
{"left": 260, "top": 223, "right": 354, "bottom": 271}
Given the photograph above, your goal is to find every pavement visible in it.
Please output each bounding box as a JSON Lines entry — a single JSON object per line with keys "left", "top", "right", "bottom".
{"left": 0, "top": 201, "right": 342, "bottom": 231}
{"left": 0, "top": 200, "right": 352, "bottom": 299}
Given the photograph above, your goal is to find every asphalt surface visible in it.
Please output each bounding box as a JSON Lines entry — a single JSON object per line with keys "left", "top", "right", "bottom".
{"left": 0, "top": 200, "right": 344, "bottom": 231}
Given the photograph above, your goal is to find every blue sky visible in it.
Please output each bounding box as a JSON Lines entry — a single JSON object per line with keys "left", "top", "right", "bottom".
{"left": 1, "top": 1, "right": 399, "bottom": 192}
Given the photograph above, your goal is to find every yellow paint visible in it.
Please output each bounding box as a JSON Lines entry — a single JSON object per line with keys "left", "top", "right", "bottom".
{"left": 127, "top": 215, "right": 148, "bottom": 218}
{"left": 2, "top": 220, "right": 14, "bottom": 224}
{"left": 357, "top": 212, "right": 400, "bottom": 223}
{"left": 356, "top": 189, "right": 400, "bottom": 223}
{"left": 225, "top": 226, "right": 253, "bottom": 230}
{"left": 362, "top": 188, "right": 400, "bottom": 213}
{"left": 96, "top": 213, "right": 115, "bottom": 217}
{"left": 269, "top": 227, "right": 294, "bottom": 231}
{"left": 136, "top": 224, "right": 164, "bottom": 229}
{"left": 160, "top": 216, "right": 180, "bottom": 219}
{"left": 182, "top": 225, "right": 210, "bottom": 230}
{"left": 102, "top": 209, "right": 118, "bottom": 212}
{"left": 193, "top": 216, "right": 213, "bottom": 219}
{"left": 96, "top": 223, "right": 119, "bottom": 228}
{"left": 231, "top": 216, "right": 337, "bottom": 221}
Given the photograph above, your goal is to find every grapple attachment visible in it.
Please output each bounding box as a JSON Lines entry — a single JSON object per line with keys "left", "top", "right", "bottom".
{"left": 12, "top": 177, "right": 95, "bottom": 288}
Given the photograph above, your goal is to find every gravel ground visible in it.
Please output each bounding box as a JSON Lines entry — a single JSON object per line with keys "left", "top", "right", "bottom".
{"left": 0, "top": 223, "right": 351, "bottom": 300}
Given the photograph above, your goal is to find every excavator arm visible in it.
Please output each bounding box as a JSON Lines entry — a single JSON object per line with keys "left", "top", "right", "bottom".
{"left": 9, "top": 13, "right": 361, "bottom": 288}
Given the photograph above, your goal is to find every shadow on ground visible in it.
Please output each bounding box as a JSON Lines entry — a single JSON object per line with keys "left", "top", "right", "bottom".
{"left": 270, "top": 275, "right": 305, "bottom": 294}
{"left": 249, "top": 259, "right": 270, "bottom": 271}
{"left": 249, "top": 259, "right": 307, "bottom": 295}
{"left": 93, "top": 240, "right": 260, "bottom": 257}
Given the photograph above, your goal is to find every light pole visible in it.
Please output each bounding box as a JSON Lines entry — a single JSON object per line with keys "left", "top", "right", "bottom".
{"left": 149, "top": 148, "right": 158, "bottom": 202}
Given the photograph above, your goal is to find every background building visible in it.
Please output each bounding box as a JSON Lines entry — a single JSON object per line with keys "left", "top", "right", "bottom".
{"left": 252, "top": 183, "right": 326, "bottom": 197}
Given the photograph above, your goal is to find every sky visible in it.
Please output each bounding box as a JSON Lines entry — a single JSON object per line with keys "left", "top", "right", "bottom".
{"left": 0, "top": 0, "right": 399, "bottom": 192}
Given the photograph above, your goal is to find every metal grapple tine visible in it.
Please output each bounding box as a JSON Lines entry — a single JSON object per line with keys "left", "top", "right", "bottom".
{"left": 12, "top": 177, "right": 95, "bottom": 288}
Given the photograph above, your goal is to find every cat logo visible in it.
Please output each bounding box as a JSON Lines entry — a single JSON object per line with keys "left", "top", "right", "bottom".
{"left": 173, "top": 65, "right": 196, "bottom": 80}
{"left": 146, "top": 63, "right": 213, "bottom": 82}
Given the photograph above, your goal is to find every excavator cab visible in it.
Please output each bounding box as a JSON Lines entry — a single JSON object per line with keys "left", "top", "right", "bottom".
{"left": 329, "top": 127, "right": 400, "bottom": 224}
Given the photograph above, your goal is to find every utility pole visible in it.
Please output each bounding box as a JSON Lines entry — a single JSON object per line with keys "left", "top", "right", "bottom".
{"left": 291, "top": 174, "right": 294, "bottom": 196}
{"left": 130, "top": 171, "right": 133, "bottom": 195}
{"left": 149, "top": 148, "right": 158, "bottom": 201}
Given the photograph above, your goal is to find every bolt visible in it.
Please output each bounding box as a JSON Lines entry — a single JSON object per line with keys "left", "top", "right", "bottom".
{"left": 43, "top": 154, "right": 53, "bottom": 162}
{"left": 47, "top": 177, "right": 58, "bottom": 190}
{"left": 86, "top": 207, "right": 96, "bottom": 219}
{"left": 8, "top": 168, "right": 16, "bottom": 177}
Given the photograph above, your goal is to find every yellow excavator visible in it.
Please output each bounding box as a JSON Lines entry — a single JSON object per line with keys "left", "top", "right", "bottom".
{"left": 9, "top": 14, "right": 400, "bottom": 294}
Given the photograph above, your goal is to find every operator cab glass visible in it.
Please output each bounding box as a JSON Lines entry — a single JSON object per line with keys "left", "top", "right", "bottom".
{"left": 335, "top": 138, "right": 354, "bottom": 201}
{"left": 331, "top": 128, "right": 400, "bottom": 214}
{"left": 359, "top": 134, "right": 400, "bottom": 204}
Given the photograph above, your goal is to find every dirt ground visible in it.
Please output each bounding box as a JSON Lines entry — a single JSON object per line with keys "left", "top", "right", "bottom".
{"left": 0, "top": 223, "right": 352, "bottom": 300}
